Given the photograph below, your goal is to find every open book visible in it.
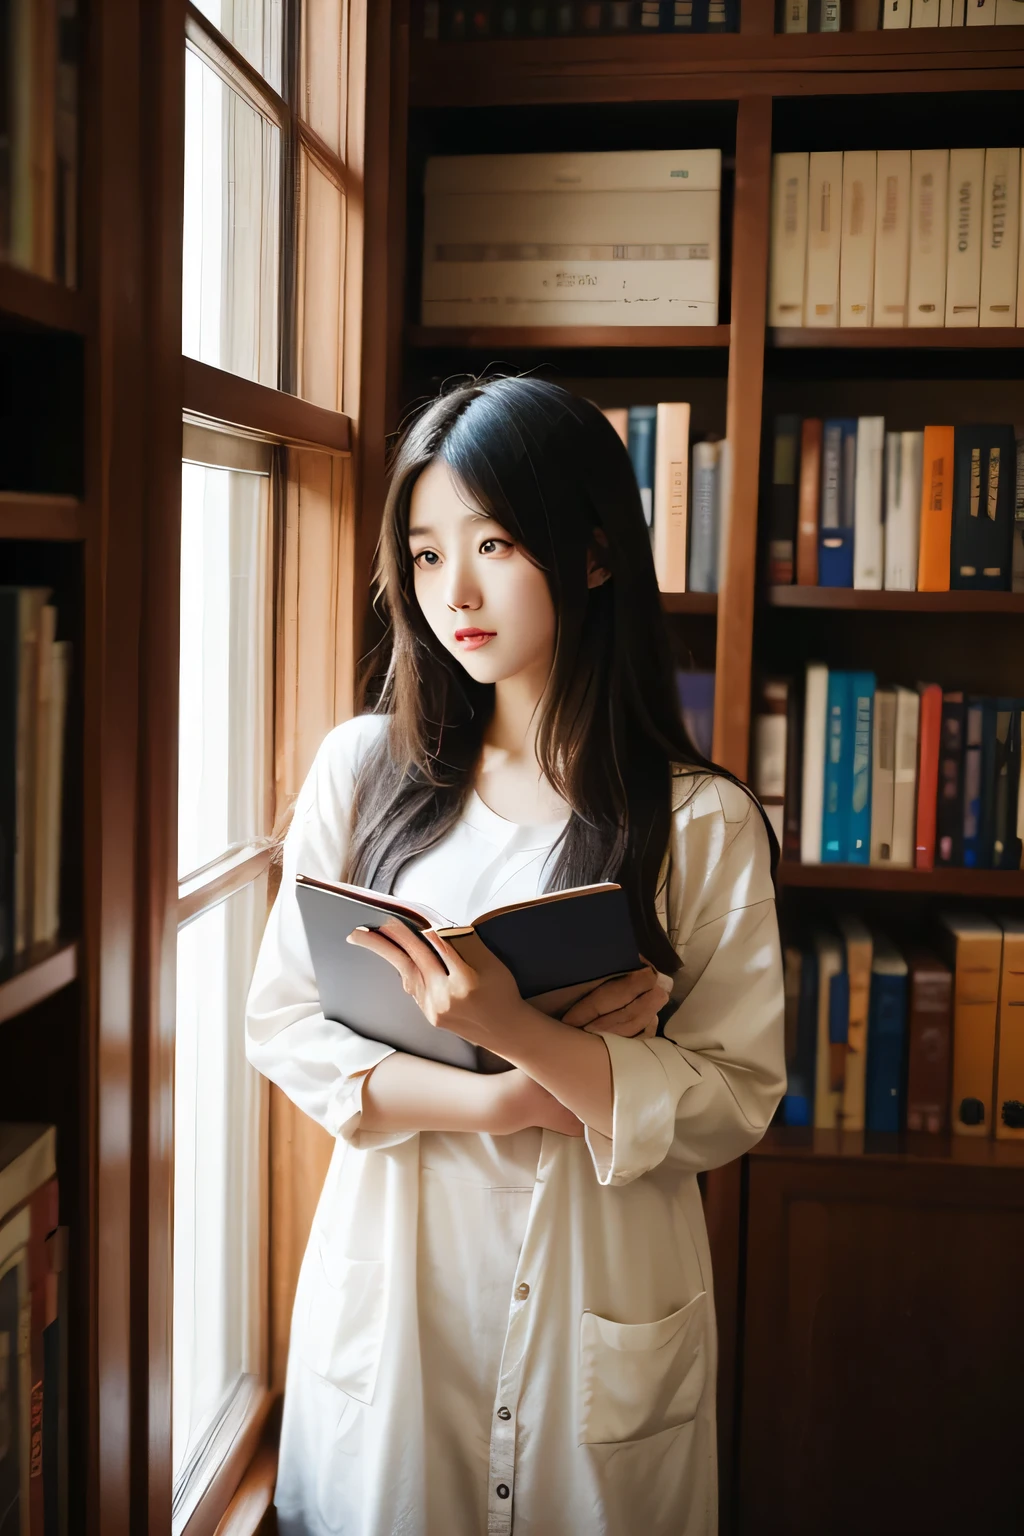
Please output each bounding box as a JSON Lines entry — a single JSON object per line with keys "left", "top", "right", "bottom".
{"left": 294, "top": 874, "right": 641, "bottom": 1073}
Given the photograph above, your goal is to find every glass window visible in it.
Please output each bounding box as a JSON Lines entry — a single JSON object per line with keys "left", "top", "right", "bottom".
{"left": 296, "top": 149, "right": 346, "bottom": 411}
{"left": 182, "top": 47, "right": 281, "bottom": 386}
{"left": 192, "top": 0, "right": 284, "bottom": 92}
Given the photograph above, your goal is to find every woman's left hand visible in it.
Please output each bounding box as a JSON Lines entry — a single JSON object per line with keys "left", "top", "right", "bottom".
{"left": 346, "top": 921, "right": 528, "bottom": 1053}
{"left": 560, "top": 963, "right": 671, "bottom": 1040}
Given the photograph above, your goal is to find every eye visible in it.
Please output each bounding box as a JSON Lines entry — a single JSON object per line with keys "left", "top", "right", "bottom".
{"left": 480, "top": 537, "right": 513, "bottom": 556}
{"left": 413, "top": 549, "right": 441, "bottom": 568}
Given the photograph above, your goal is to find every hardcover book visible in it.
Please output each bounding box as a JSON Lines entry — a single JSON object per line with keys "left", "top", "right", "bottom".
{"left": 905, "top": 950, "right": 953, "bottom": 1133}
{"left": 866, "top": 936, "right": 908, "bottom": 1133}
{"left": 950, "top": 424, "right": 1016, "bottom": 590}
{"left": 939, "top": 911, "right": 1003, "bottom": 1136}
{"left": 908, "top": 149, "right": 949, "bottom": 328}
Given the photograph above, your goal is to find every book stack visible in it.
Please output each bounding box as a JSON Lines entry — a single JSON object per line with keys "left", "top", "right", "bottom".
{"left": 769, "top": 148, "right": 1024, "bottom": 329}
{"left": 782, "top": 0, "right": 1024, "bottom": 27}
{"left": 781, "top": 914, "right": 1024, "bottom": 1140}
{"left": 752, "top": 672, "right": 1024, "bottom": 871}
{"left": 0, "top": 588, "right": 71, "bottom": 977}
{"left": 0, "top": 1125, "right": 67, "bottom": 1536}
{"left": 768, "top": 415, "right": 1024, "bottom": 592}
{"left": 0, "top": 0, "right": 79, "bottom": 286}
{"left": 423, "top": 1, "right": 740, "bottom": 37}
{"left": 603, "top": 404, "right": 724, "bottom": 593}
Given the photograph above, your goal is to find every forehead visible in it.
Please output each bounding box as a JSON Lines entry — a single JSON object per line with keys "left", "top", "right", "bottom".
{"left": 408, "top": 460, "right": 491, "bottom": 534}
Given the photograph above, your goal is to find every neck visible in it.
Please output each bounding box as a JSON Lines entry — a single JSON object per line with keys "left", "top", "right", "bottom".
{"left": 485, "top": 665, "right": 548, "bottom": 763}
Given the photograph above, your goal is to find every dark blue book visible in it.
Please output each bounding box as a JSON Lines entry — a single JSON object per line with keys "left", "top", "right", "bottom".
{"left": 985, "top": 699, "right": 1023, "bottom": 871}
{"left": 866, "top": 937, "right": 908, "bottom": 1134}
{"left": 848, "top": 672, "right": 875, "bottom": 865}
{"left": 819, "top": 418, "right": 857, "bottom": 587}
{"left": 627, "top": 405, "right": 657, "bottom": 529}
{"left": 822, "top": 671, "right": 851, "bottom": 863}
{"left": 962, "top": 699, "right": 984, "bottom": 868}
{"left": 951, "top": 425, "right": 1016, "bottom": 592}
{"left": 783, "top": 940, "right": 819, "bottom": 1126}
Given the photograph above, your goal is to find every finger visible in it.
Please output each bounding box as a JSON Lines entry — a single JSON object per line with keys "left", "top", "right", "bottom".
{"left": 346, "top": 925, "right": 426, "bottom": 996}
{"left": 581, "top": 992, "right": 667, "bottom": 1037}
{"left": 561, "top": 968, "right": 654, "bottom": 1027}
{"left": 374, "top": 920, "right": 451, "bottom": 986}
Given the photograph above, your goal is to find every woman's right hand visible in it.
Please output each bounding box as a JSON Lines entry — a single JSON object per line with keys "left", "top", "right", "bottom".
{"left": 488, "top": 1068, "right": 584, "bottom": 1138}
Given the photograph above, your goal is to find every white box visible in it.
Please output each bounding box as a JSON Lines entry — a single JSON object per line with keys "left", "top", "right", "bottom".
{"left": 873, "top": 150, "right": 911, "bottom": 327}
{"left": 908, "top": 149, "right": 949, "bottom": 327}
{"left": 769, "top": 153, "right": 809, "bottom": 326}
{"left": 421, "top": 150, "right": 721, "bottom": 328}
{"left": 882, "top": 0, "right": 911, "bottom": 24}
{"left": 805, "top": 151, "right": 843, "bottom": 328}
{"left": 839, "top": 151, "right": 876, "bottom": 327}
{"left": 945, "top": 147, "right": 986, "bottom": 327}
{"left": 980, "top": 148, "right": 1020, "bottom": 327}
{"left": 965, "top": 0, "right": 996, "bottom": 20}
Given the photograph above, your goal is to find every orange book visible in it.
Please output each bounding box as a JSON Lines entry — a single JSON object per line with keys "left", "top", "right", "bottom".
{"left": 994, "top": 917, "right": 1024, "bottom": 1141}
{"left": 939, "top": 913, "right": 1003, "bottom": 1137}
{"left": 914, "top": 683, "right": 943, "bottom": 870}
{"left": 796, "top": 418, "right": 821, "bottom": 586}
{"left": 653, "top": 402, "right": 691, "bottom": 593}
{"left": 916, "top": 424, "right": 954, "bottom": 592}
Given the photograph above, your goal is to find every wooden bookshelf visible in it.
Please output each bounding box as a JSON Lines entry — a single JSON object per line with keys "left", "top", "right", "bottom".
{"left": 767, "top": 587, "right": 1024, "bottom": 612}
{"left": 0, "top": 942, "right": 78, "bottom": 1027}
{"left": 662, "top": 591, "right": 718, "bottom": 615}
{"left": 778, "top": 862, "right": 1024, "bottom": 896}
{"left": 0, "top": 262, "right": 88, "bottom": 335}
{"left": 752, "top": 1124, "right": 1024, "bottom": 1166}
{"left": 772, "top": 326, "right": 1024, "bottom": 349}
{"left": 0, "top": 494, "right": 87, "bottom": 541}
{"left": 408, "top": 324, "right": 731, "bottom": 350}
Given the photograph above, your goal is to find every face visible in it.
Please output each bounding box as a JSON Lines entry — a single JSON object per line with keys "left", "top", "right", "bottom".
{"left": 407, "top": 459, "right": 557, "bottom": 689}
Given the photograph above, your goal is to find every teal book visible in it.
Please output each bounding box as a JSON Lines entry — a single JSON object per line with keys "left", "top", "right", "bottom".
{"left": 847, "top": 672, "right": 875, "bottom": 864}
{"left": 822, "top": 671, "right": 851, "bottom": 862}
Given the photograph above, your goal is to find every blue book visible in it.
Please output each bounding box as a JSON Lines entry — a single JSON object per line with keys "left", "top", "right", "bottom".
{"left": 962, "top": 699, "right": 984, "bottom": 868}
{"left": 847, "top": 672, "right": 875, "bottom": 865}
{"left": 783, "top": 941, "right": 818, "bottom": 1126}
{"left": 866, "top": 937, "right": 908, "bottom": 1133}
{"left": 821, "top": 671, "right": 851, "bottom": 863}
{"left": 627, "top": 406, "right": 657, "bottom": 529}
{"left": 819, "top": 418, "right": 857, "bottom": 587}
{"left": 688, "top": 441, "right": 720, "bottom": 593}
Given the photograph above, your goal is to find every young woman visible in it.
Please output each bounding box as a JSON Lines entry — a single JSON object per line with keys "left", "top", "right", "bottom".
{"left": 245, "top": 376, "right": 786, "bottom": 1536}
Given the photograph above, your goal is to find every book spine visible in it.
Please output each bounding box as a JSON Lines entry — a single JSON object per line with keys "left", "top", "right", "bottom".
{"left": 884, "top": 430, "right": 924, "bottom": 591}
{"left": 916, "top": 423, "right": 955, "bottom": 591}
{"left": 819, "top": 420, "right": 856, "bottom": 586}
{"left": 992, "top": 703, "right": 1022, "bottom": 871}
{"left": 783, "top": 682, "right": 804, "bottom": 862}
{"left": 906, "top": 960, "right": 953, "bottom": 1132}
{"left": 769, "top": 416, "right": 801, "bottom": 584}
{"left": 908, "top": 149, "right": 949, "bottom": 327}
{"left": 914, "top": 683, "right": 943, "bottom": 870}
{"left": 0, "top": 593, "right": 18, "bottom": 974}
{"left": 840, "top": 152, "right": 877, "bottom": 326}
{"left": 951, "top": 425, "right": 1016, "bottom": 590}
{"left": 848, "top": 673, "right": 875, "bottom": 863}
{"left": 822, "top": 671, "right": 851, "bottom": 863}
{"left": 853, "top": 415, "right": 885, "bottom": 588}
{"left": 870, "top": 688, "right": 897, "bottom": 863}
{"left": 995, "top": 924, "right": 1024, "bottom": 1139}
{"left": 936, "top": 691, "right": 966, "bottom": 867}
{"left": 814, "top": 937, "right": 843, "bottom": 1128}
{"left": 882, "top": 0, "right": 911, "bottom": 21}
{"left": 627, "top": 406, "right": 657, "bottom": 529}
{"left": 801, "top": 663, "right": 829, "bottom": 864}
{"left": 1013, "top": 426, "right": 1024, "bottom": 594}
{"left": 783, "top": 0, "right": 810, "bottom": 27}
{"left": 980, "top": 147, "right": 1020, "bottom": 326}
{"left": 653, "top": 402, "right": 691, "bottom": 592}
{"left": 891, "top": 685, "right": 920, "bottom": 866}
{"left": 948, "top": 926, "right": 1002, "bottom": 1136}
{"left": 784, "top": 942, "right": 818, "bottom": 1124}
{"left": 965, "top": 0, "right": 996, "bottom": 20}
{"left": 994, "top": 0, "right": 1024, "bottom": 18}
{"left": 688, "top": 441, "right": 720, "bottom": 593}
{"left": 962, "top": 699, "right": 984, "bottom": 866}
{"left": 866, "top": 968, "right": 907, "bottom": 1133}
{"left": 853, "top": 0, "right": 880, "bottom": 19}
{"left": 796, "top": 418, "right": 822, "bottom": 585}
{"left": 1018, "top": 150, "right": 1024, "bottom": 328}
{"left": 805, "top": 152, "right": 843, "bottom": 328}
{"left": 820, "top": 0, "right": 842, "bottom": 25}
{"left": 945, "top": 147, "right": 986, "bottom": 326}
{"left": 32, "top": 607, "right": 55, "bottom": 951}
{"left": 911, "top": 0, "right": 940, "bottom": 20}
{"left": 872, "top": 149, "right": 911, "bottom": 327}
{"left": 752, "top": 679, "right": 789, "bottom": 847}
{"left": 838, "top": 924, "right": 872, "bottom": 1129}
{"left": 977, "top": 699, "right": 998, "bottom": 869}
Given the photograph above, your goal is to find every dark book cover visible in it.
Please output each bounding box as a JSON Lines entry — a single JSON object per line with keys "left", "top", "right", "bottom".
{"left": 818, "top": 418, "right": 856, "bottom": 587}
{"left": 0, "top": 589, "right": 18, "bottom": 976}
{"left": 989, "top": 700, "right": 1022, "bottom": 871}
{"left": 705, "top": 0, "right": 739, "bottom": 29}
{"left": 951, "top": 425, "right": 1016, "bottom": 591}
{"left": 905, "top": 950, "right": 953, "bottom": 1134}
{"left": 782, "top": 681, "right": 803, "bottom": 863}
{"left": 936, "top": 690, "right": 965, "bottom": 868}
{"left": 866, "top": 941, "right": 908, "bottom": 1134}
{"left": 769, "top": 415, "right": 801, "bottom": 585}
{"left": 783, "top": 940, "right": 818, "bottom": 1126}
{"left": 660, "top": 0, "right": 708, "bottom": 29}
{"left": 962, "top": 699, "right": 984, "bottom": 868}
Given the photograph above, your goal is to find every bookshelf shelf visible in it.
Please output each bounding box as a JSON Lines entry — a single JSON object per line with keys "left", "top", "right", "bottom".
{"left": 0, "top": 495, "right": 87, "bottom": 542}
{"left": 771, "top": 327, "right": 1024, "bottom": 350}
{"left": 751, "top": 1124, "right": 1024, "bottom": 1168}
{"left": 778, "top": 862, "right": 1024, "bottom": 895}
{"left": 766, "top": 587, "right": 1024, "bottom": 613}
{"left": 0, "top": 264, "right": 88, "bottom": 335}
{"left": 662, "top": 591, "right": 717, "bottom": 614}
{"left": 0, "top": 941, "right": 78, "bottom": 1028}
{"left": 408, "top": 324, "right": 731, "bottom": 351}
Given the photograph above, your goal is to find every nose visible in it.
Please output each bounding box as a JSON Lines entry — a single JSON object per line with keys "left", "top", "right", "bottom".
{"left": 444, "top": 557, "right": 482, "bottom": 614}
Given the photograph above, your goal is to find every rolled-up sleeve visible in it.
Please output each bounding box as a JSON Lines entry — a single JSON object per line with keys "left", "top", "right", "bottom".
{"left": 245, "top": 717, "right": 416, "bottom": 1151}
{"left": 584, "top": 778, "right": 786, "bottom": 1187}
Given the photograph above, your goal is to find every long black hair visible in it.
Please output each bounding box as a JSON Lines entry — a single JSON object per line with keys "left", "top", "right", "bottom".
{"left": 346, "top": 375, "right": 771, "bottom": 975}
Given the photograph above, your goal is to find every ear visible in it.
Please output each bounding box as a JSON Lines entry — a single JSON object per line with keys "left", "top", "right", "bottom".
{"left": 587, "top": 529, "right": 611, "bottom": 590}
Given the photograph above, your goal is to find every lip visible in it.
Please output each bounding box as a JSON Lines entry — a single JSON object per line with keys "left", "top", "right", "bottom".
{"left": 454, "top": 628, "right": 496, "bottom": 651}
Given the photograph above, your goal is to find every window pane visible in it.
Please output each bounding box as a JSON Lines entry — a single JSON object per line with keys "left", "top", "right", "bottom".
{"left": 297, "top": 149, "right": 345, "bottom": 411}
{"left": 192, "top": 0, "right": 283, "bottom": 92}
{"left": 300, "top": 0, "right": 348, "bottom": 158}
{"left": 183, "top": 47, "right": 281, "bottom": 386}
{"left": 178, "top": 459, "right": 272, "bottom": 880}
{"left": 172, "top": 874, "right": 267, "bottom": 1507}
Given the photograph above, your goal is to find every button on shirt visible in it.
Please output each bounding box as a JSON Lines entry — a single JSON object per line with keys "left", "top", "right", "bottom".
{"left": 245, "top": 715, "right": 786, "bottom": 1536}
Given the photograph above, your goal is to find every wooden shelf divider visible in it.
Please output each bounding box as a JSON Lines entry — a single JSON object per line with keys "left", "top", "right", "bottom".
{"left": 778, "top": 862, "right": 1024, "bottom": 896}
{"left": 0, "top": 941, "right": 78, "bottom": 1028}
{"left": 662, "top": 591, "right": 717, "bottom": 615}
{"left": 767, "top": 587, "right": 1024, "bottom": 612}
{"left": 408, "top": 324, "right": 731, "bottom": 351}
{"left": 0, "top": 263, "right": 88, "bottom": 334}
{"left": 771, "top": 327, "right": 1024, "bottom": 349}
{"left": 0, "top": 494, "right": 87, "bottom": 542}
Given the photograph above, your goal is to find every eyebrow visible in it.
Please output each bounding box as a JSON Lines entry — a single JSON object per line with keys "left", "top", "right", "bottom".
{"left": 408, "top": 510, "right": 500, "bottom": 540}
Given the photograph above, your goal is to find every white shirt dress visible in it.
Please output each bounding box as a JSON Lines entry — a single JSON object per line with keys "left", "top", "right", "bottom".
{"left": 245, "top": 715, "right": 786, "bottom": 1536}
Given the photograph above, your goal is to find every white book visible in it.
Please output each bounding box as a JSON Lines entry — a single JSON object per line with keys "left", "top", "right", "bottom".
{"left": 783, "top": 0, "right": 809, "bottom": 26}
{"left": 995, "top": 0, "right": 1024, "bottom": 18}
{"left": 908, "top": 149, "right": 949, "bottom": 327}
{"left": 980, "top": 148, "right": 1020, "bottom": 327}
{"left": 853, "top": 416, "right": 885, "bottom": 588}
{"left": 965, "top": 0, "right": 996, "bottom": 19}
{"left": 769, "top": 153, "right": 810, "bottom": 326}
{"left": 891, "top": 686, "right": 920, "bottom": 866}
{"left": 653, "top": 403, "right": 691, "bottom": 593}
{"left": 805, "top": 152, "right": 843, "bottom": 329}
{"left": 882, "top": 0, "right": 911, "bottom": 23}
{"left": 820, "top": 0, "right": 841, "bottom": 26}
{"left": 911, "top": 0, "right": 940, "bottom": 20}
{"left": 870, "top": 688, "right": 897, "bottom": 864}
{"left": 800, "top": 663, "right": 829, "bottom": 865}
{"left": 884, "top": 430, "right": 924, "bottom": 590}
{"left": 839, "top": 151, "right": 877, "bottom": 327}
{"left": 945, "top": 147, "right": 985, "bottom": 327}
{"left": 939, "top": 0, "right": 965, "bottom": 16}
{"left": 872, "top": 150, "right": 911, "bottom": 327}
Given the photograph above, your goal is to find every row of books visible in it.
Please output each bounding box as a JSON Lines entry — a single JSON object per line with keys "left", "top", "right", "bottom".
{"left": 782, "top": 0, "right": 1024, "bottom": 27}
{"left": 769, "top": 148, "right": 1024, "bottom": 329}
{"left": 0, "top": 1125, "right": 67, "bottom": 1535}
{"left": 603, "top": 404, "right": 724, "bottom": 592}
{"left": 769, "top": 417, "right": 1024, "bottom": 593}
{"left": 753, "top": 672, "right": 1023, "bottom": 871}
{"left": 0, "top": 0, "right": 78, "bottom": 287}
{"left": 423, "top": 1, "right": 738, "bottom": 36}
{"left": 0, "top": 588, "right": 71, "bottom": 975}
{"left": 780, "top": 914, "right": 1024, "bottom": 1139}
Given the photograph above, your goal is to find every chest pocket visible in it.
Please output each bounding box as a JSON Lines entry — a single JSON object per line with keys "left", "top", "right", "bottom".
{"left": 297, "top": 1235, "right": 387, "bottom": 1405}
{"left": 577, "top": 1289, "right": 708, "bottom": 1446}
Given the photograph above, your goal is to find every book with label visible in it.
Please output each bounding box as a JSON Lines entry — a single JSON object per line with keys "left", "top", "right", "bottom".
{"left": 892, "top": 685, "right": 920, "bottom": 866}
{"left": 769, "top": 153, "right": 809, "bottom": 325}
{"left": 783, "top": 680, "right": 804, "bottom": 863}
{"left": 769, "top": 416, "right": 800, "bottom": 585}
{"left": 853, "top": 416, "right": 885, "bottom": 589}
{"left": 908, "top": 149, "right": 949, "bottom": 328}
{"left": 905, "top": 950, "right": 953, "bottom": 1133}
{"left": 945, "top": 147, "right": 986, "bottom": 327}
{"left": 813, "top": 930, "right": 846, "bottom": 1129}
{"left": 936, "top": 691, "right": 966, "bottom": 868}
{"left": 805, "top": 151, "right": 843, "bottom": 328}
{"left": 837, "top": 914, "right": 872, "bottom": 1129}
{"left": 939, "top": 912, "right": 1002, "bottom": 1136}
{"left": 688, "top": 440, "right": 720, "bottom": 593}
{"left": 872, "top": 150, "right": 911, "bottom": 327}
{"left": 869, "top": 687, "right": 897, "bottom": 864}
{"left": 839, "top": 151, "right": 876, "bottom": 327}
{"left": 783, "top": 940, "right": 818, "bottom": 1125}
{"left": 965, "top": 0, "right": 997, "bottom": 21}
{"left": 979, "top": 147, "right": 1020, "bottom": 327}
{"left": 653, "top": 402, "right": 691, "bottom": 592}
{"left": 796, "top": 418, "right": 822, "bottom": 585}
{"left": 819, "top": 418, "right": 856, "bottom": 586}
{"left": 884, "top": 430, "right": 924, "bottom": 591}
{"left": 801, "top": 663, "right": 829, "bottom": 865}
{"left": 848, "top": 672, "right": 875, "bottom": 863}
{"left": 752, "top": 679, "right": 788, "bottom": 848}
{"left": 916, "top": 424, "right": 955, "bottom": 591}
{"left": 910, "top": 0, "right": 940, "bottom": 21}
{"left": 994, "top": 916, "right": 1024, "bottom": 1140}
{"left": 866, "top": 937, "right": 909, "bottom": 1133}
{"left": 882, "top": 0, "right": 911, "bottom": 22}
{"left": 963, "top": 698, "right": 984, "bottom": 867}
{"left": 950, "top": 424, "right": 1016, "bottom": 590}
{"left": 822, "top": 672, "right": 852, "bottom": 863}
{"left": 915, "top": 683, "right": 943, "bottom": 871}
